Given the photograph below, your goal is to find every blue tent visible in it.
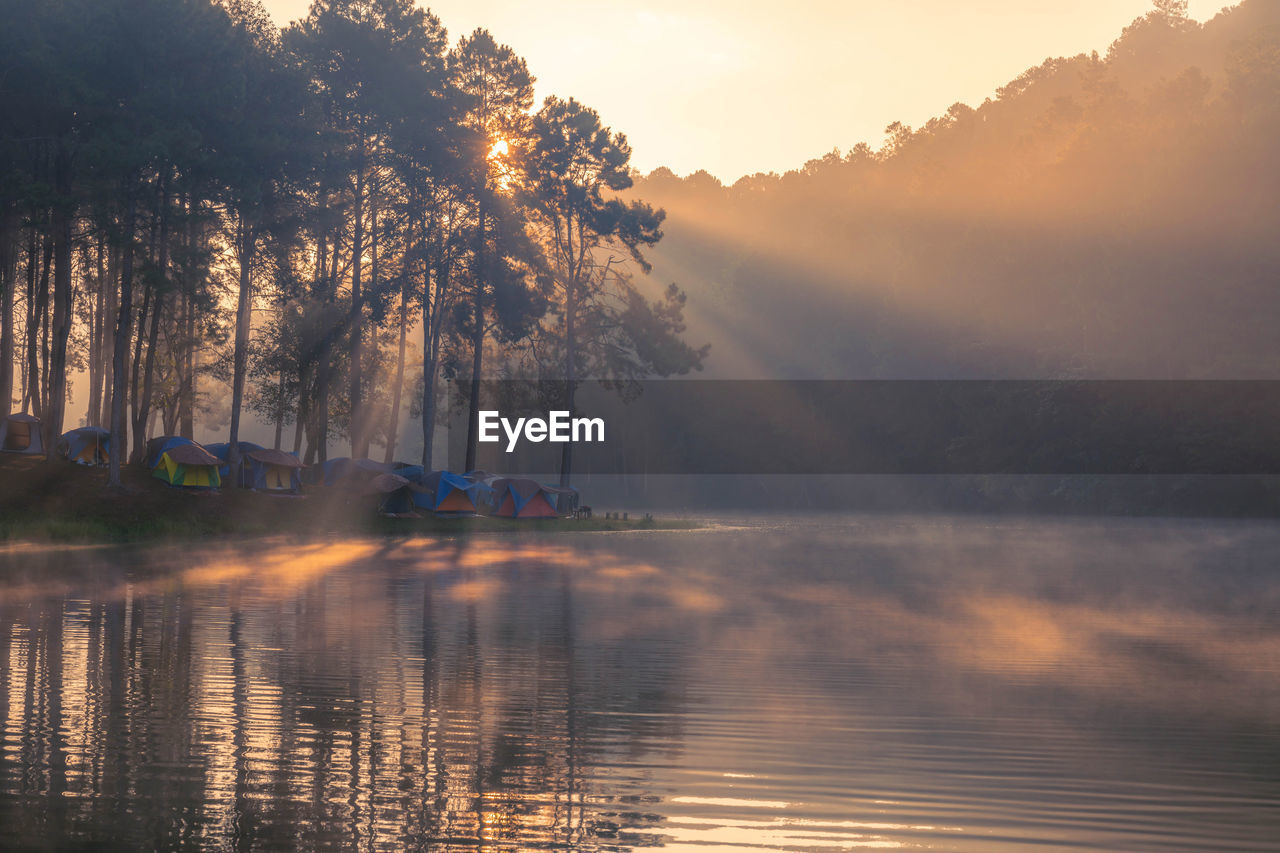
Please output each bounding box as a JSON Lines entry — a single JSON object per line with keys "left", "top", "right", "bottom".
{"left": 207, "top": 442, "right": 303, "bottom": 491}
{"left": 400, "top": 469, "right": 491, "bottom": 514}
{"left": 145, "top": 436, "right": 221, "bottom": 488}
{"left": 491, "top": 478, "right": 575, "bottom": 518}
{"left": 396, "top": 464, "right": 425, "bottom": 482}
{"left": 373, "top": 474, "right": 418, "bottom": 514}
{"left": 58, "top": 427, "right": 110, "bottom": 466}
{"left": 205, "top": 441, "right": 261, "bottom": 479}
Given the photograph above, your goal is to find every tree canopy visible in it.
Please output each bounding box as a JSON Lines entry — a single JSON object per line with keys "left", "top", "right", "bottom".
{"left": 0, "top": 0, "right": 704, "bottom": 486}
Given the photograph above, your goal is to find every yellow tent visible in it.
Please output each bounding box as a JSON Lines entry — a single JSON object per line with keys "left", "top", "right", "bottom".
{"left": 147, "top": 437, "right": 221, "bottom": 488}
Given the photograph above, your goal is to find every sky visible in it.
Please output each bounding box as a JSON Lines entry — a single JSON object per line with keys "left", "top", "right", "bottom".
{"left": 266, "top": 0, "right": 1222, "bottom": 182}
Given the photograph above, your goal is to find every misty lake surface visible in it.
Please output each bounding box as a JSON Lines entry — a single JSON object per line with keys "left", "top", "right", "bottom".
{"left": 1, "top": 515, "right": 1277, "bottom": 852}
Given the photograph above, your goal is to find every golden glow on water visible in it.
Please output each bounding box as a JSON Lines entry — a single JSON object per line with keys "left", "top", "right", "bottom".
{"left": 181, "top": 540, "right": 380, "bottom": 590}
{"left": 0, "top": 518, "right": 1277, "bottom": 851}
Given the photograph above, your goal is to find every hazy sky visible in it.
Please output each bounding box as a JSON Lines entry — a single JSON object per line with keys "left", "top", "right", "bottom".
{"left": 260, "top": 0, "right": 1222, "bottom": 181}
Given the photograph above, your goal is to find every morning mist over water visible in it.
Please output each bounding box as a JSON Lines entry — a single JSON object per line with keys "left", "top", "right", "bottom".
{"left": 2, "top": 517, "right": 1278, "bottom": 851}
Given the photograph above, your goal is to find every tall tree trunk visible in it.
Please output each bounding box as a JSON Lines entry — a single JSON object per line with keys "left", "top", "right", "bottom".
{"left": 132, "top": 288, "right": 162, "bottom": 463}
{"left": 129, "top": 285, "right": 151, "bottom": 462}
{"left": 227, "top": 214, "right": 255, "bottom": 485}
{"left": 179, "top": 299, "right": 195, "bottom": 437}
{"left": 46, "top": 141, "right": 74, "bottom": 453}
{"left": 108, "top": 193, "right": 137, "bottom": 488}
{"left": 463, "top": 194, "right": 487, "bottom": 473}
{"left": 35, "top": 233, "right": 53, "bottom": 416}
{"left": 98, "top": 242, "right": 118, "bottom": 428}
{"left": 20, "top": 231, "right": 35, "bottom": 411}
{"left": 40, "top": 253, "right": 50, "bottom": 415}
{"left": 178, "top": 296, "right": 195, "bottom": 437}
{"left": 134, "top": 189, "right": 169, "bottom": 462}
{"left": 25, "top": 231, "right": 51, "bottom": 416}
{"left": 558, "top": 269, "right": 577, "bottom": 496}
{"left": 419, "top": 234, "right": 450, "bottom": 471}
{"left": 162, "top": 401, "right": 178, "bottom": 437}
{"left": 273, "top": 370, "right": 285, "bottom": 451}
{"left": 293, "top": 361, "right": 309, "bottom": 456}
{"left": 421, "top": 249, "right": 449, "bottom": 472}
{"left": 382, "top": 203, "right": 411, "bottom": 465}
{"left": 420, "top": 325, "right": 435, "bottom": 473}
{"left": 314, "top": 333, "right": 331, "bottom": 465}
{"left": 0, "top": 202, "right": 15, "bottom": 413}
{"left": 384, "top": 289, "right": 408, "bottom": 465}
{"left": 349, "top": 159, "right": 365, "bottom": 458}
{"left": 178, "top": 194, "right": 197, "bottom": 437}
{"left": 87, "top": 231, "right": 105, "bottom": 427}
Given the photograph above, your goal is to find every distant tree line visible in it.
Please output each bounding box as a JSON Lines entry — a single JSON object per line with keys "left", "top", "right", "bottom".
{"left": 0, "top": 0, "right": 706, "bottom": 487}
{"left": 633, "top": 0, "right": 1280, "bottom": 381}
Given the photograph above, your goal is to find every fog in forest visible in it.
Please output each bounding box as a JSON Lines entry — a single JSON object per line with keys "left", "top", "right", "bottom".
{"left": 3, "top": 0, "right": 1278, "bottom": 467}
{"left": 633, "top": 1, "right": 1280, "bottom": 380}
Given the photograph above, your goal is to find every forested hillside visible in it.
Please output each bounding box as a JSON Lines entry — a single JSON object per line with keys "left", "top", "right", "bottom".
{"left": 634, "top": 0, "right": 1280, "bottom": 379}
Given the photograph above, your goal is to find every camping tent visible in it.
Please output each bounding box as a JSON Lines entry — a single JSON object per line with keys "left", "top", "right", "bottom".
{"left": 361, "top": 472, "right": 419, "bottom": 515}
{"left": 317, "top": 458, "right": 417, "bottom": 512}
{"left": 244, "top": 447, "right": 304, "bottom": 491}
{"left": 207, "top": 442, "right": 304, "bottom": 491}
{"left": 204, "top": 441, "right": 253, "bottom": 479}
{"left": 58, "top": 427, "right": 110, "bottom": 465}
{"left": 0, "top": 413, "right": 44, "bottom": 455}
{"left": 146, "top": 436, "right": 221, "bottom": 487}
{"left": 401, "top": 469, "right": 490, "bottom": 515}
{"left": 490, "top": 478, "right": 571, "bottom": 519}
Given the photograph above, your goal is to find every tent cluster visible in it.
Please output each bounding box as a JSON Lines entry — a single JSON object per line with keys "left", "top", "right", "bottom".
{"left": 491, "top": 478, "right": 566, "bottom": 518}
{"left": 312, "top": 459, "right": 576, "bottom": 519}
{"left": 143, "top": 438, "right": 311, "bottom": 491}
{"left": 2, "top": 414, "right": 113, "bottom": 466}
{"left": 458, "top": 471, "right": 576, "bottom": 518}
{"left": 2, "top": 416, "right": 578, "bottom": 515}
{"left": 394, "top": 468, "right": 490, "bottom": 516}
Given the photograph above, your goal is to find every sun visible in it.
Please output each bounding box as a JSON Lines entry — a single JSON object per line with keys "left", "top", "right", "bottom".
{"left": 488, "top": 138, "right": 509, "bottom": 159}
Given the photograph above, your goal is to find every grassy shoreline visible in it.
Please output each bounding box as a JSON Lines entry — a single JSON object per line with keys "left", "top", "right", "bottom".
{"left": 0, "top": 457, "right": 695, "bottom": 544}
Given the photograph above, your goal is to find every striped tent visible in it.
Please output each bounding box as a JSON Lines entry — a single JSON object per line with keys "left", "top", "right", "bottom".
{"left": 145, "top": 437, "right": 221, "bottom": 488}
{"left": 490, "top": 478, "right": 571, "bottom": 519}
{"left": 399, "top": 468, "right": 491, "bottom": 516}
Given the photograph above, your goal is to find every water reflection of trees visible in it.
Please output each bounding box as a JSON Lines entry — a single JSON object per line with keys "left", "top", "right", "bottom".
{"left": 0, "top": 540, "right": 681, "bottom": 851}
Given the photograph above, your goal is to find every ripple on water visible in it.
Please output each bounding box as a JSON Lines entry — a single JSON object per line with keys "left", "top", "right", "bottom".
{"left": 0, "top": 517, "right": 1277, "bottom": 851}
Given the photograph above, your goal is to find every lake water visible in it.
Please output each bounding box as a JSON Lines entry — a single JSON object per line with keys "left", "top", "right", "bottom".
{"left": 1, "top": 515, "right": 1277, "bottom": 851}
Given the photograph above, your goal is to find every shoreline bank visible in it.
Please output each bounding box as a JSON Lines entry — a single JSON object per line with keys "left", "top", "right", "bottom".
{"left": 0, "top": 457, "right": 691, "bottom": 543}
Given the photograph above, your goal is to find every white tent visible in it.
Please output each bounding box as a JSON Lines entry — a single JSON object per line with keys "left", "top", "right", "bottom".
{"left": 0, "top": 413, "right": 45, "bottom": 455}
